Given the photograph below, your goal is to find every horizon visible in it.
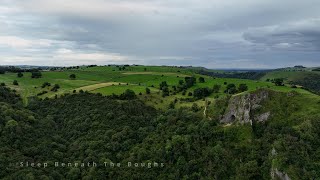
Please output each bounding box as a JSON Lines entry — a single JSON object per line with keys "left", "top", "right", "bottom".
{"left": 0, "top": 63, "right": 317, "bottom": 71}
{"left": 1, "top": 1, "right": 320, "bottom": 68}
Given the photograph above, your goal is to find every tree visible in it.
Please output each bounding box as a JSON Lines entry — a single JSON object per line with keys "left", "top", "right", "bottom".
{"left": 191, "top": 103, "right": 199, "bottom": 112}
{"left": 212, "top": 84, "right": 221, "bottom": 93}
{"left": 51, "top": 84, "right": 60, "bottom": 92}
{"left": 160, "top": 81, "right": 168, "bottom": 90}
{"left": 31, "top": 71, "right": 42, "bottom": 78}
{"left": 169, "top": 101, "right": 175, "bottom": 109}
{"left": 17, "top": 72, "right": 23, "bottom": 78}
{"left": 0, "top": 68, "right": 5, "bottom": 74}
{"left": 69, "top": 74, "right": 76, "bottom": 79}
{"left": 179, "top": 80, "right": 184, "bottom": 85}
{"left": 274, "top": 78, "right": 284, "bottom": 86}
{"left": 13, "top": 80, "right": 18, "bottom": 86}
{"left": 238, "top": 84, "right": 248, "bottom": 92}
{"left": 41, "top": 82, "right": 51, "bottom": 88}
{"left": 162, "top": 86, "right": 169, "bottom": 97}
{"left": 194, "top": 87, "right": 211, "bottom": 99}
{"left": 146, "top": 87, "right": 151, "bottom": 94}
{"left": 225, "top": 84, "right": 237, "bottom": 94}
{"left": 120, "top": 89, "right": 136, "bottom": 100}
{"left": 199, "top": 77, "right": 205, "bottom": 83}
{"left": 185, "top": 77, "right": 196, "bottom": 88}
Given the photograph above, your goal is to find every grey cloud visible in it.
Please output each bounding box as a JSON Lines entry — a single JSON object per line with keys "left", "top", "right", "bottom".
{"left": 243, "top": 19, "right": 320, "bottom": 51}
{"left": 0, "top": 0, "right": 320, "bottom": 68}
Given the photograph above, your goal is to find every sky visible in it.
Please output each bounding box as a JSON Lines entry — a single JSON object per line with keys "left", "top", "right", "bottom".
{"left": 0, "top": 0, "right": 320, "bottom": 69}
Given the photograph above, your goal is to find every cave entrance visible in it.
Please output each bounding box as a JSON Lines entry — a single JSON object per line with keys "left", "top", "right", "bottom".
{"left": 230, "top": 115, "right": 236, "bottom": 121}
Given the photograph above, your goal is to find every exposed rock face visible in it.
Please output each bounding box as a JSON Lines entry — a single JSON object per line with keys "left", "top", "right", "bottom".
{"left": 271, "top": 169, "right": 291, "bottom": 180}
{"left": 221, "top": 89, "right": 271, "bottom": 124}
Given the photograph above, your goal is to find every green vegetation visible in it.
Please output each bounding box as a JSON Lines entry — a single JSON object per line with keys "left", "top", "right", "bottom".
{"left": 0, "top": 64, "right": 320, "bottom": 179}
{"left": 0, "top": 82, "right": 320, "bottom": 179}
{"left": 0, "top": 65, "right": 317, "bottom": 108}
{"left": 262, "top": 70, "right": 320, "bottom": 94}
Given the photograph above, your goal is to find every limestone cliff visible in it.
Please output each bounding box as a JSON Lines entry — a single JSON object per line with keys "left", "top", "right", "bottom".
{"left": 221, "top": 89, "right": 271, "bottom": 124}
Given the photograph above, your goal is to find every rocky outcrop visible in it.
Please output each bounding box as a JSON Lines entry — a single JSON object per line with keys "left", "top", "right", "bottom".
{"left": 221, "top": 89, "right": 271, "bottom": 124}
{"left": 271, "top": 168, "right": 291, "bottom": 180}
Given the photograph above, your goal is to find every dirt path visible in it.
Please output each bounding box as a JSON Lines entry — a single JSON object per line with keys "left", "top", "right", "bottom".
{"left": 122, "top": 72, "right": 189, "bottom": 77}
{"left": 75, "top": 82, "right": 126, "bottom": 92}
{"left": 203, "top": 99, "right": 212, "bottom": 120}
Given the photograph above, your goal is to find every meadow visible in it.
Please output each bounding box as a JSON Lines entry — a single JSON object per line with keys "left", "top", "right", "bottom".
{"left": 0, "top": 65, "right": 316, "bottom": 108}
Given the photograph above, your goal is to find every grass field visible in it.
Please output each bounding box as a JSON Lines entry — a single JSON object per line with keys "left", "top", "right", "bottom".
{"left": 0, "top": 65, "right": 317, "bottom": 108}
{"left": 261, "top": 70, "right": 320, "bottom": 81}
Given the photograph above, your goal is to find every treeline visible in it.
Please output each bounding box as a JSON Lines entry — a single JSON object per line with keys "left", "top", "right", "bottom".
{"left": 0, "top": 66, "right": 23, "bottom": 74}
{"left": 197, "top": 70, "right": 267, "bottom": 80}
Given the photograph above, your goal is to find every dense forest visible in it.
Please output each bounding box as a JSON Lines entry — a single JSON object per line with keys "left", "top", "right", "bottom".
{"left": 197, "top": 70, "right": 267, "bottom": 80}
{"left": 0, "top": 85, "right": 320, "bottom": 179}
{"left": 290, "top": 73, "right": 320, "bottom": 95}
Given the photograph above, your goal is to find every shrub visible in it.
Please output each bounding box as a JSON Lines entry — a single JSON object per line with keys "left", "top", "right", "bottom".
{"left": 69, "top": 74, "right": 76, "bottom": 79}
{"left": 13, "top": 80, "right": 18, "bottom": 86}
{"left": 146, "top": 88, "right": 151, "bottom": 94}
{"left": 225, "top": 84, "right": 237, "bottom": 94}
{"left": 51, "top": 84, "right": 60, "bottom": 92}
{"left": 17, "top": 72, "right": 23, "bottom": 78}
{"left": 31, "top": 71, "right": 42, "bottom": 78}
{"left": 238, "top": 84, "right": 248, "bottom": 92}
{"left": 199, "top": 77, "right": 205, "bottom": 83}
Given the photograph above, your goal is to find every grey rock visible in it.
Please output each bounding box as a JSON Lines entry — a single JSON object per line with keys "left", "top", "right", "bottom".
{"left": 255, "top": 112, "right": 270, "bottom": 122}
{"left": 271, "top": 168, "right": 291, "bottom": 180}
{"left": 221, "top": 90, "right": 270, "bottom": 124}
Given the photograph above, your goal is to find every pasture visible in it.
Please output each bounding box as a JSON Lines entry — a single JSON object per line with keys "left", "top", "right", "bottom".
{"left": 0, "top": 65, "right": 315, "bottom": 108}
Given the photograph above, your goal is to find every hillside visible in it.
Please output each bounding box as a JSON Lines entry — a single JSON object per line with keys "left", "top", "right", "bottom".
{"left": 0, "top": 82, "right": 320, "bottom": 179}
{"left": 261, "top": 67, "right": 320, "bottom": 95}
{"left": 0, "top": 65, "right": 314, "bottom": 110}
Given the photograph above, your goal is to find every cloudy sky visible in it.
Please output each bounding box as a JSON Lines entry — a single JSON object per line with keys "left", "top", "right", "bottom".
{"left": 0, "top": 0, "right": 320, "bottom": 68}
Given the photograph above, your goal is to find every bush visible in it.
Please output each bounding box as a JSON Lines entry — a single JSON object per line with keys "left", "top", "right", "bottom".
{"left": 274, "top": 78, "right": 284, "bottom": 86}
{"left": 37, "top": 91, "right": 48, "bottom": 96}
{"left": 17, "top": 72, "right": 23, "bottom": 78}
{"left": 162, "top": 86, "right": 169, "bottom": 97}
{"left": 212, "top": 84, "right": 221, "bottom": 93}
{"left": 238, "top": 84, "right": 248, "bottom": 92}
{"left": 120, "top": 89, "right": 136, "bottom": 100}
{"left": 194, "top": 87, "right": 211, "bottom": 99}
{"left": 13, "top": 80, "right": 18, "bottom": 86}
{"left": 225, "top": 84, "right": 237, "bottom": 94}
{"left": 191, "top": 103, "right": 199, "bottom": 112}
{"left": 69, "top": 74, "right": 76, "bottom": 79}
{"left": 146, "top": 87, "right": 151, "bottom": 94}
{"left": 51, "top": 84, "right": 60, "bottom": 92}
{"left": 41, "top": 82, "right": 51, "bottom": 88}
{"left": 199, "top": 77, "right": 205, "bottom": 83}
{"left": 31, "top": 71, "right": 42, "bottom": 78}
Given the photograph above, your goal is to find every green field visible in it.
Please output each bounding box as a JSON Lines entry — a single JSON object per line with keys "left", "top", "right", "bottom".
{"left": 0, "top": 65, "right": 317, "bottom": 108}
{"left": 261, "top": 69, "right": 320, "bottom": 81}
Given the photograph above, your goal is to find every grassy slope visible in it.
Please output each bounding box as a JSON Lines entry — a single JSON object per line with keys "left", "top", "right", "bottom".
{"left": 261, "top": 69, "right": 320, "bottom": 82}
{"left": 0, "top": 65, "right": 316, "bottom": 108}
